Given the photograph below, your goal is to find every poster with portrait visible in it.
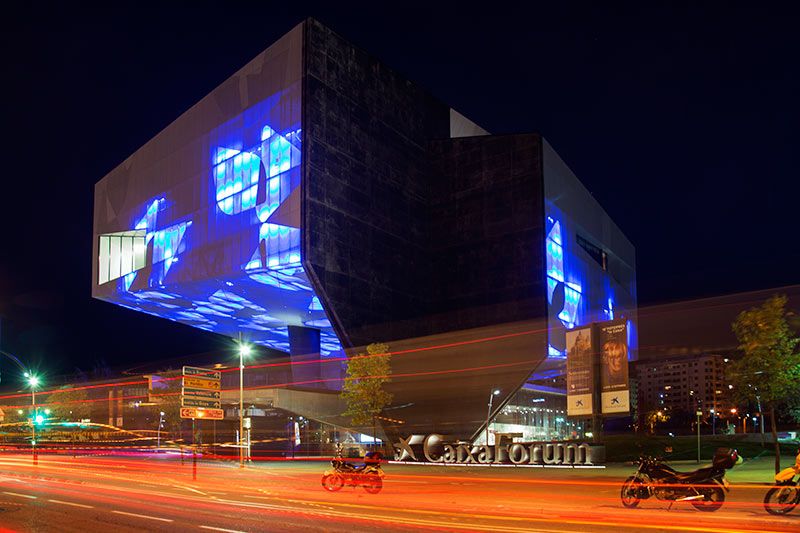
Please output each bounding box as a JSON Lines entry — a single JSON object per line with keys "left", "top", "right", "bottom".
{"left": 566, "top": 326, "right": 594, "bottom": 416}
{"left": 599, "top": 321, "right": 630, "bottom": 414}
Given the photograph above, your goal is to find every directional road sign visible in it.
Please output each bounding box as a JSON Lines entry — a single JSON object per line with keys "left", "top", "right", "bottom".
{"left": 183, "top": 366, "right": 222, "bottom": 380}
{"left": 181, "top": 366, "right": 222, "bottom": 416}
{"left": 182, "top": 397, "right": 221, "bottom": 409}
{"left": 180, "top": 407, "right": 224, "bottom": 420}
{"left": 182, "top": 376, "right": 221, "bottom": 390}
{"left": 182, "top": 388, "right": 221, "bottom": 400}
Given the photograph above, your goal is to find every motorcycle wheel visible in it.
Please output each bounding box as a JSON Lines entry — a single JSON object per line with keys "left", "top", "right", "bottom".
{"left": 322, "top": 473, "right": 344, "bottom": 492}
{"left": 690, "top": 486, "right": 725, "bottom": 512}
{"left": 620, "top": 476, "right": 642, "bottom": 508}
{"left": 362, "top": 475, "right": 383, "bottom": 494}
{"left": 763, "top": 485, "right": 800, "bottom": 515}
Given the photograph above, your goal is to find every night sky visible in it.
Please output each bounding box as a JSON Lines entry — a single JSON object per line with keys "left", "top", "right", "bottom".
{"left": 1, "top": 2, "right": 798, "bottom": 376}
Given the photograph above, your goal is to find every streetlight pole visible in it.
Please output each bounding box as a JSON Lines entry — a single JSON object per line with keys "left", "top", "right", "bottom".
{"left": 696, "top": 410, "right": 702, "bottom": 464}
{"left": 157, "top": 411, "right": 165, "bottom": 450}
{"left": 486, "top": 389, "right": 500, "bottom": 446}
{"left": 238, "top": 337, "right": 251, "bottom": 469}
{"left": 25, "top": 373, "right": 40, "bottom": 465}
{"left": 0, "top": 351, "right": 41, "bottom": 465}
{"left": 755, "top": 393, "right": 765, "bottom": 447}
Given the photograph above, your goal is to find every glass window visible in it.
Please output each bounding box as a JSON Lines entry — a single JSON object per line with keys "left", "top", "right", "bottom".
{"left": 98, "top": 230, "right": 146, "bottom": 285}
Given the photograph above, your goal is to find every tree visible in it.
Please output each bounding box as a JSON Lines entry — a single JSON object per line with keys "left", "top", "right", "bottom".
{"left": 729, "top": 295, "right": 800, "bottom": 473}
{"left": 46, "top": 386, "right": 91, "bottom": 421}
{"left": 0, "top": 406, "right": 28, "bottom": 425}
{"left": 341, "top": 343, "right": 393, "bottom": 445}
{"left": 645, "top": 409, "right": 669, "bottom": 434}
{"left": 150, "top": 372, "right": 183, "bottom": 440}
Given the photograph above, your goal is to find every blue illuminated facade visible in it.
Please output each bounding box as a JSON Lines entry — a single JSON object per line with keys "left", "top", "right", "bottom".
{"left": 97, "top": 98, "right": 342, "bottom": 356}
{"left": 93, "top": 24, "right": 344, "bottom": 360}
{"left": 525, "top": 139, "right": 637, "bottom": 397}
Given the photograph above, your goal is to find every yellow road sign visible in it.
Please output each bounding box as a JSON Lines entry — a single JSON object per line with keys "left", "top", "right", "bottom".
{"left": 180, "top": 407, "right": 224, "bottom": 420}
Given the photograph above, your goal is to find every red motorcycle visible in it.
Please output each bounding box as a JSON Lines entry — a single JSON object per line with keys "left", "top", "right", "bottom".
{"left": 321, "top": 451, "right": 385, "bottom": 494}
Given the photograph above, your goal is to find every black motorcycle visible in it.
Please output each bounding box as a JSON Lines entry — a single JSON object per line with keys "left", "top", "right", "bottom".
{"left": 321, "top": 451, "right": 385, "bottom": 494}
{"left": 621, "top": 448, "right": 741, "bottom": 512}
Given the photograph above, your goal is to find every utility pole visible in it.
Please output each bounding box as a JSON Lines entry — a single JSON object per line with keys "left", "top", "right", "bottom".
{"left": 756, "top": 394, "right": 765, "bottom": 447}
{"left": 31, "top": 381, "right": 37, "bottom": 465}
{"left": 486, "top": 389, "right": 500, "bottom": 445}
{"left": 696, "top": 410, "right": 702, "bottom": 464}
{"left": 157, "top": 411, "right": 165, "bottom": 450}
{"left": 237, "top": 333, "right": 251, "bottom": 469}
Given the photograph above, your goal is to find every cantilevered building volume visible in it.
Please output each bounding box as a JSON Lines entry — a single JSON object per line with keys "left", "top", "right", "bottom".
{"left": 92, "top": 19, "right": 636, "bottom": 443}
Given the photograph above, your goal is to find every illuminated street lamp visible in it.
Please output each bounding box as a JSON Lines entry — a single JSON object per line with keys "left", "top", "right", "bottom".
{"left": 486, "top": 389, "right": 501, "bottom": 446}
{"left": 0, "top": 350, "right": 38, "bottom": 464}
{"left": 238, "top": 340, "right": 252, "bottom": 468}
{"left": 157, "top": 411, "right": 165, "bottom": 450}
{"left": 25, "top": 372, "right": 40, "bottom": 464}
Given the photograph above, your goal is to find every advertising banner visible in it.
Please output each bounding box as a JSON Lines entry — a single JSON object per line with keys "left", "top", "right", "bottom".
{"left": 566, "top": 326, "right": 594, "bottom": 416}
{"left": 599, "top": 321, "right": 630, "bottom": 414}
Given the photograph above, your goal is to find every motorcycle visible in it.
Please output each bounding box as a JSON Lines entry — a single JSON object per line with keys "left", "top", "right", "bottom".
{"left": 763, "top": 449, "right": 800, "bottom": 515}
{"left": 621, "top": 447, "right": 742, "bottom": 512}
{"left": 321, "top": 450, "right": 385, "bottom": 494}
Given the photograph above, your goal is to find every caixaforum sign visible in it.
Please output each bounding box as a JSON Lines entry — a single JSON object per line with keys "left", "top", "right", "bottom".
{"left": 393, "top": 434, "right": 604, "bottom": 466}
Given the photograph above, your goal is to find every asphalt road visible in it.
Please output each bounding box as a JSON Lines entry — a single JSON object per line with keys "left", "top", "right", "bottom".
{"left": 0, "top": 452, "right": 796, "bottom": 532}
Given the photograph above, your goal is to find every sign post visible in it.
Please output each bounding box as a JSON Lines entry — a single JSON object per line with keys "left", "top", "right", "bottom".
{"left": 180, "top": 366, "right": 223, "bottom": 475}
{"left": 181, "top": 367, "right": 222, "bottom": 413}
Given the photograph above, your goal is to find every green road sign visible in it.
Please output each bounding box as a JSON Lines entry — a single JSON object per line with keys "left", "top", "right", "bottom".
{"left": 182, "top": 388, "right": 221, "bottom": 400}
{"left": 182, "top": 366, "right": 221, "bottom": 380}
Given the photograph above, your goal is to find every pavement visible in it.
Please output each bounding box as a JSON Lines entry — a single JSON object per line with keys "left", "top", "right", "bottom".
{"left": 0, "top": 451, "right": 796, "bottom": 532}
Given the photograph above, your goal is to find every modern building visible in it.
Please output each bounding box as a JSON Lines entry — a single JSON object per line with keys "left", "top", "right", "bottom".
{"left": 635, "top": 353, "right": 733, "bottom": 417}
{"left": 92, "top": 19, "right": 636, "bottom": 445}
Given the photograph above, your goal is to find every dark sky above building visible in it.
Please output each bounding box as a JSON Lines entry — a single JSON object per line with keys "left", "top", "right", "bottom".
{"left": 1, "top": 2, "right": 798, "bottom": 376}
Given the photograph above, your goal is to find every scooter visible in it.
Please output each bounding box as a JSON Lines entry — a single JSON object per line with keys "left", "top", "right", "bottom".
{"left": 763, "top": 449, "right": 800, "bottom": 515}
{"left": 321, "top": 450, "right": 385, "bottom": 494}
{"left": 621, "top": 447, "right": 742, "bottom": 512}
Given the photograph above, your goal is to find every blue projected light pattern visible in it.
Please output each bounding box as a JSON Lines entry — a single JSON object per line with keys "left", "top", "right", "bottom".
{"left": 539, "top": 211, "right": 632, "bottom": 372}
{"left": 545, "top": 217, "right": 582, "bottom": 352}
{"left": 99, "top": 197, "right": 192, "bottom": 291}
{"left": 102, "top": 95, "right": 344, "bottom": 360}
{"left": 214, "top": 126, "right": 302, "bottom": 271}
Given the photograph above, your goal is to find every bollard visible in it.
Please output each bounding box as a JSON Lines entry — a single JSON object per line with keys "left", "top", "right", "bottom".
{"left": 192, "top": 449, "right": 197, "bottom": 481}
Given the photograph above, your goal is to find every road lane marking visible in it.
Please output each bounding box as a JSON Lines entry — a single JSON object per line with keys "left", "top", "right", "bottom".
{"left": 176, "top": 484, "right": 207, "bottom": 495}
{"left": 111, "top": 510, "right": 173, "bottom": 522}
{"left": 48, "top": 499, "right": 94, "bottom": 509}
{"left": 2, "top": 491, "right": 36, "bottom": 499}
{"left": 199, "top": 527, "right": 247, "bottom": 533}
